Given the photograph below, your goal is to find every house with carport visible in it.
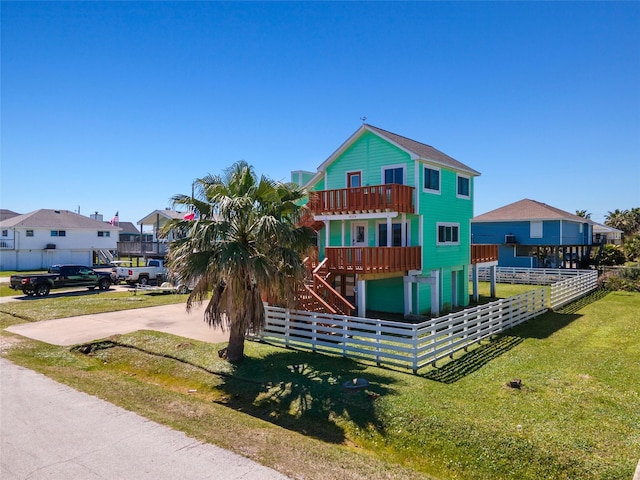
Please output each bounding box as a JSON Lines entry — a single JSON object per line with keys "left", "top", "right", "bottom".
{"left": 471, "top": 199, "right": 593, "bottom": 269}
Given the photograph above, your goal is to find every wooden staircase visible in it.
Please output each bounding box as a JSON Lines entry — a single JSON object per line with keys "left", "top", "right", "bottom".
{"left": 296, "top": 257, "right": 355, "bottom": 316}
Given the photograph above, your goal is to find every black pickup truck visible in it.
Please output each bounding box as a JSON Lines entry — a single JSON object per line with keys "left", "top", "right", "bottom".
{"left": 10, "top": 265, "right": 112, "bottom": 297}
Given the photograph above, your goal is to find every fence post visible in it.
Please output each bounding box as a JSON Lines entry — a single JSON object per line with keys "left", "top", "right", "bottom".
{"left": 412, "top": 325, "right": 418, "bottom": 374}
{"left": 284, "top": 308, "right": 291, "bottom": 348}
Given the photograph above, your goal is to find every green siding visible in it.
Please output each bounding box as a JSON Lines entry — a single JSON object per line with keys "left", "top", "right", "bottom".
{"left": 367, "top": 277, "right": 404, "bottom": 313}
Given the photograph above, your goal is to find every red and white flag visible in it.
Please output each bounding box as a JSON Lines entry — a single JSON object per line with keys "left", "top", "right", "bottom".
{"left": 109, "top": 211, "right": 119, "bottom": 225}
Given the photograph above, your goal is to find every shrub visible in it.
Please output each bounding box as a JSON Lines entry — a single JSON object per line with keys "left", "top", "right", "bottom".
{"left": 598, "top": 267, "right": 640, "bottom": 292}
{"left": 599, "top": 244, "right": 626, "bottom": 266}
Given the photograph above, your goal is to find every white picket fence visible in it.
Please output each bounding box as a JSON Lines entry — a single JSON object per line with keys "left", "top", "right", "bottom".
{"left": 252, "top": 268, "right": 598, "bottom": 373}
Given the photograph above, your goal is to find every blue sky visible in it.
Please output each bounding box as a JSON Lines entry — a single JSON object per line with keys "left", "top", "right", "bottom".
{"left": 2, "top": 1, "right": 639, "bottom": 226}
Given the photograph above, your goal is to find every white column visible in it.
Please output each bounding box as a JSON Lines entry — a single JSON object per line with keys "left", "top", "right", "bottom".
{"left": 431, "top": 269, "right": 440, "bottom": 316}
{"left": 386, "top": 216, "right": 392, "bottom": 247}
{"left": 324, "top": 220, "right": 330, "bottom": 248}
{"left": 490, "top": 264, "right": 497, "bottom": 298}
{"left": 341, "top": 220, "right": 345, "bottom": 246}
{"left": 472, "top": 264, "right": 479, "bottom": 302}
{"left": 357, "top": 278, "right": 366, "bottom": 318}
{"left": 401, "top": 213, "right": 407, "bottom": 246}
{"left": 403, "top": 276, "right": 413, "bottom": 317}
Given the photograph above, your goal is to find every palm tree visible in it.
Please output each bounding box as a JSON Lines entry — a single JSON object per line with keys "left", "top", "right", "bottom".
{"left": 164, "top": 161, "right": 314, "bottom": 362}
{"left": 575, "top": 210, "right": 591, "bottom": 219}
{"left": 605, "top": 209, "right": 630, "bottom": 235}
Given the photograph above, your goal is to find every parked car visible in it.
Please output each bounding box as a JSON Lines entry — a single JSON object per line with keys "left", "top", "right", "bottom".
{"left": 116, "top": 259, "right": 167, "bottom": 286}
{"left": 10, "top": 265, "right": 112, "bottom": 296}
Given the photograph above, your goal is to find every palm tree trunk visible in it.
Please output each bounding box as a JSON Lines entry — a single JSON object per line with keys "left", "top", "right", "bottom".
{"left": 225, "top": 318, "right": 246, "bottom": 362}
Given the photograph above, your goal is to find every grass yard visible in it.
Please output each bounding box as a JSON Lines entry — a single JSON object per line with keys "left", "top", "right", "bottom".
{"left": 1, "top": 289, "right": 638, "bottom": 479}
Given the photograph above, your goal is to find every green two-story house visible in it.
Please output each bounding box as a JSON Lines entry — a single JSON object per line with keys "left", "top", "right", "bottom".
{"left": 297, "top": 124, "right": 481, "bottom": 318}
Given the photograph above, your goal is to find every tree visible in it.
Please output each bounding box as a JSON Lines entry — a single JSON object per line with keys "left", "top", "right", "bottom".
{"left": 575, "top": 210, "right": 591, "bottom": 219}
{"left": 164, "top": 161, "right": 314, "bottom": 362}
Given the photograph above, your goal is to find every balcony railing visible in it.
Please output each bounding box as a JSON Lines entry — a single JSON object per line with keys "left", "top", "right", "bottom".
{"left": 325, "top": 246, "right": 421, "bottom": 275}
{"left": 0, "top": 239, "right": 15, "bottom": 250}
{"left": 117, "top": 241, "right": 168, "bottom": 257}
{"left": 309, "top": 184, "right": 414, "bottom": 215}
{"left": 471, "top": 244, "right": 499, "bottom": 264}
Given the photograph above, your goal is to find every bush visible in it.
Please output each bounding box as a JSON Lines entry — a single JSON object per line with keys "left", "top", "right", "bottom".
{"left": 598, "top": 267, "right": 640, "bottom": 292}
{"left": 599, "top": 244, "right": 626, "bottom": 266}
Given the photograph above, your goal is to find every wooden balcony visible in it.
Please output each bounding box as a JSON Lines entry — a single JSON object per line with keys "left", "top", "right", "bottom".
{"left": 325, "top": 246, "right": 421, "bottom": 275}
{"left": 309, "top": 184, "right": 414, "bottom": 215}
{"left": 471, "top": 244, "right": 499, "bottom": 264}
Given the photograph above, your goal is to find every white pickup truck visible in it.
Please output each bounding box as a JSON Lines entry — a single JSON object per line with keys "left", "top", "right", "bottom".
{"left": 116, "top": 259, "right": 167, "bottom": 286}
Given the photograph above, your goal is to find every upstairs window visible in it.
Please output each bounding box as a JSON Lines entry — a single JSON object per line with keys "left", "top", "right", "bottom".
{"left": 26, "top": 230, "right": 34, "bottom": 237}
{"left": 424, "top": 167, "right": 440, "bottom": 193}
{"left": 457, "top": 175, "right": 470, "bottom": 198}
{"left": 1, "top": 230, "right": 7, "bottom": 237}
{"left": 383, "top": 166, "right": 404, "bottom": 185}
{"left": 437, "top": 223, "right": 460, "bottom": 245}
{"left": 97, "top": 231, "right": 111, "bottom": 237}
{"left": 50, "top": 230, "right": 66, "bottom": 237}
{"left": 378, "top": 223, "right": 403, "bottom": 247}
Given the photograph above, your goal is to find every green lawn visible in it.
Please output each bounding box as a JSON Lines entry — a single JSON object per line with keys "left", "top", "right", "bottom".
{"left": 2, "top": 289, "right": 638, "bottom": 479}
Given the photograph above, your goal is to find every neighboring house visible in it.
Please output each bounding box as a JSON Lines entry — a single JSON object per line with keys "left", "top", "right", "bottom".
{"left": 0, "top": 209, "right": 21, "bottom": 222}
{"left": 117, "top": 209, "right": 184, "bottom": 259}
{"left": 0, "top": 209, "right": 119, "bottom": 271}
{"left": 299, "top": 123, "right": 481, "bottom": 317}
{"left": 591, "top": 222, "right": 623, "bottom": 246}
{"left": 471, "top": 199, "right": 593, "bottom": 268}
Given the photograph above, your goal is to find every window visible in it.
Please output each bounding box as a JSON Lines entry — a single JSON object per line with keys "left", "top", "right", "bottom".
{"left": 437, "top": 223, "right": 460, "bottom": 245}
{"left": 457, "top": 175, "right": 470, "bottom": 198}
{"left": 515, "top": 245, "right": 536, "bottom": 257}
{"left": 347, "top": 171, "right": 361, "bottom": 188}
{"left": 424, "top": 167, "right": 440, "bottom": 192}
{"left": 1, "top": 230, "right": 7, "bottom": 237}
{"left": 383, "top": 166, "right": 404, "bottom": 184}
{"left": 50, "top": 230, "right": 66, "bottom": 237}
{"left": 530, "top": 221, "right": 543, "bottom": 238}
{"left": 26, "top": 230, "right": 34, "bottom": 237}
{"left": 97, "top": 231, "right": 110, "bottom": 237}
{"left": 378, "top": 223, "right": 403, "bottom": 247}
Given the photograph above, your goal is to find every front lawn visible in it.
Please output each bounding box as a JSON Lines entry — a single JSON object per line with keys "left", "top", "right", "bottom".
{"left": 2, "top": 290, "right": 638, "bottom": 479}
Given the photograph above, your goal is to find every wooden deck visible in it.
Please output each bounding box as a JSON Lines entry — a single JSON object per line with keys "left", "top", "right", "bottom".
{"left": 325, "top": 246, "right": 421, "bottom": 275}
{"left": 309, "top": 184, "right": 414, "bottom": 215}
{"left": 471, "top": 244, "right": 499, "bottom": 264}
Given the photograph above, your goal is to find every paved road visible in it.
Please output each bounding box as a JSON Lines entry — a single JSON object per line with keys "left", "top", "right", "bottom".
{"left": 0, "top": 359, "right": 290, "bottom": 479}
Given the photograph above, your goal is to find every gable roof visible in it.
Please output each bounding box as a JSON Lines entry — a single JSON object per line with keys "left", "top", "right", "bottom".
{"left": 0, "top": 209, "right": 20, "bottom": 221}
{"left": 306, "top": 124, "right": 480, "bottom": 187}
{"left": 114, "top": 221, "right": 140, "bottom": 234}
{"left": 472, "top": 199, "right": 589, "bottom": 223}
{"left": 0, "top": 209, "right": 121, "bottom": 230}
{"left": 138, "top": 209, "right": 184, "bottom": 225}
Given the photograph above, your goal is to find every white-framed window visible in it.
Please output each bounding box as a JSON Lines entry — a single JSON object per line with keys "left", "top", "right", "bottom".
{"left": 530, "top": 221, "right": 543, "bottom": 238}
{"left": 457, "top": 174, "right": 470, "bottom": 199}
{"left": 97, "top": 231, "right": 111, "bottom": 237}
{"left": 423, "top": 166, "right": 440, "bottom": 193}
{"left": 50, "top": 230, "right": 66, "bottom": 237}
{"left": 26, "top": 230, "right": 34, "bottom": 237}
{"left": 437, "top": 222, "right": 460, "bottom": 245}
{"left": 382, "top": 165, "right": 405, "bottom": 185}
{"left": 346, "top": 171, "right": 362, "bottom": 188}
{"left": 1, "top": 230, "right": 7, "bottom": 237}
{"left": 377, "top": 222, "right": 409, "bottom": 247}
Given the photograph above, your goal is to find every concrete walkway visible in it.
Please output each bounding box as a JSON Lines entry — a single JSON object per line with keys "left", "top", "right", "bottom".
{"left": 0, "top": 358, "right": 289, "bottom": 479}
{"left": 5, "top": 302, "right": 228, "bottom": 346}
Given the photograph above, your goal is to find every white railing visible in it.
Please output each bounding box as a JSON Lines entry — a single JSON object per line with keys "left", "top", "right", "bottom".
{"left": 474, "top": 267, "right": 590, "bottom": 285}
{"left": 0, "top": 239, "right": 15, "bottom": 249}
{"left": 550, "top": 270, "right": 598, "bottom": 309}
{"left": 253, "top": 268, "right": 598, "bottom": 373}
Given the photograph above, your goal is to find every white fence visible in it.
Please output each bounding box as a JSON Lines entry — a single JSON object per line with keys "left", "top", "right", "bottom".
{"left": 474, "top": 266, "right": 591, "bottom": 285}
{"left": 253, "top": 268, "right": 598, "bottom": 373}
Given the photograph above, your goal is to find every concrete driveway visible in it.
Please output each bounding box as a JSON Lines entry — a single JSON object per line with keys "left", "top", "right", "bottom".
{"left": 5, "top": 302, "right": 229, "bottom": 346}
